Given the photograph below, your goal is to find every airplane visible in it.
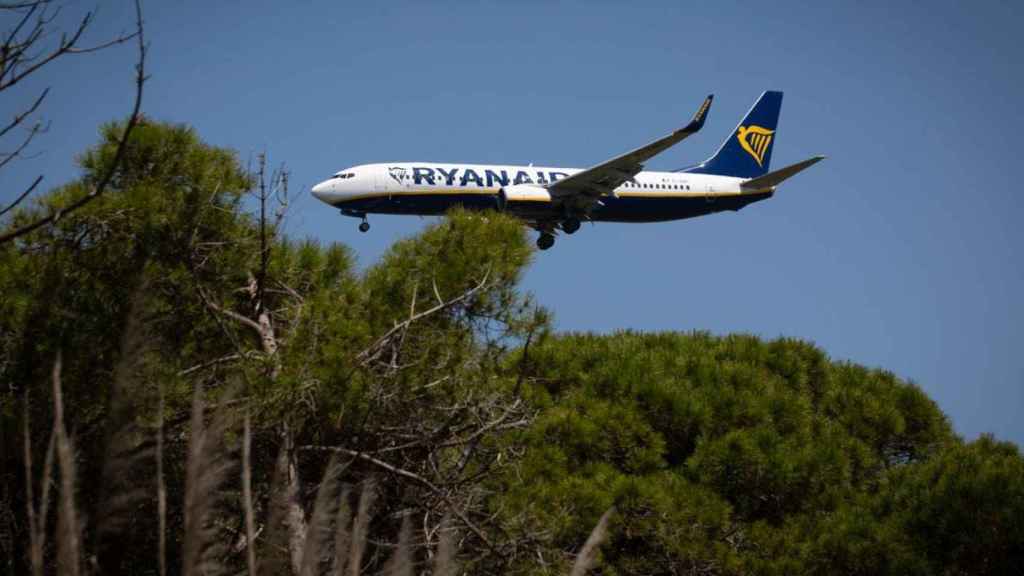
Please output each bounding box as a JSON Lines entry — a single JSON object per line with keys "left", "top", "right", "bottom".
{"left": 311, "top": 91, "right": 823, "bottom": 250}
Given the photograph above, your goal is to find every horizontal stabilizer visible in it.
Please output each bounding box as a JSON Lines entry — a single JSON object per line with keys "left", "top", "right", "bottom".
{"left": 741, "top": 155, "right": 825, "bottom": 191}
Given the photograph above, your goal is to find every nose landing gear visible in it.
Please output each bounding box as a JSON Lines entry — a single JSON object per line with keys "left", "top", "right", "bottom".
{"left": 341, "top": 209, "right": 371, "bottom": 232}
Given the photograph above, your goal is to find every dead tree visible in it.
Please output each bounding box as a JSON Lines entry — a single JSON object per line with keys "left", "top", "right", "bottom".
{"left": 187, "top": 154, "right": 314, "bottom": 573}
{"left": 298, "top": 264, "right": 540, "bottom": 570}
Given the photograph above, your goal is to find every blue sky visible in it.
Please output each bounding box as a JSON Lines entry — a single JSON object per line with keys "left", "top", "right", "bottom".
{"left": 4, "top": 1, "right": 1022, "bottom": 444}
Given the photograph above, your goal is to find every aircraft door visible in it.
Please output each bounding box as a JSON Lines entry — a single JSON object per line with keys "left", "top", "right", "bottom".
{"left": 705, "top": 182, "right": 715, "bottom": 203}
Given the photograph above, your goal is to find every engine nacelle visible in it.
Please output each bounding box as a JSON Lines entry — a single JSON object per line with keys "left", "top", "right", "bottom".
{"left": 498, "top": 185, "right": 552, "bottom": 211}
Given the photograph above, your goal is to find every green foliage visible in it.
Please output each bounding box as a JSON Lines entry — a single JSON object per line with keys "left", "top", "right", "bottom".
{"left": 878, "top": 435, "right": 1024, "bottom": 574}
{"left": 3, "top": 118, "right": 548, "bottom": 574}
{"left": 2, "top": 119, "right": 259, "bottom": 574}
{"left": 363, "top": 207, "right": 533, "bottom": 330}
{"left": 496, "top": 331, "right": 1019, "bottom": 574}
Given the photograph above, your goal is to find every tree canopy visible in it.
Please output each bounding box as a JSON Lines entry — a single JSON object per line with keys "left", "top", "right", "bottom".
{"left": 1, "top": 119, "right": 1021, "bottom": 575}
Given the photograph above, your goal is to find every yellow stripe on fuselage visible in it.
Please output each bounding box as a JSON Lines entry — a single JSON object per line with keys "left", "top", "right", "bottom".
{"left": 337, "top": 187, "right": 747, "bottom": 203}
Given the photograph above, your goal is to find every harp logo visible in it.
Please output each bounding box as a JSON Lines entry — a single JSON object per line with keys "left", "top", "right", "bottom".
{"left": 736, "top": 125, "right": 774, "bottom": 167}
{"left": 388, "top": 166, "right": 408, "bottom": 185}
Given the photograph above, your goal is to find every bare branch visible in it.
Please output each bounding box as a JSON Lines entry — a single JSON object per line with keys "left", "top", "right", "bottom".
{"left": 0, "top": 7, "right": 115, "bottom": 91}
{"left": 369, "top": 399, "right": 526, "bottom": 455}
{"left": 0, "top": 173, "right": 41, "bottom": 218}
{"left": 64, "top": 28, "right": 139, "bottom": 55}
{"left": 2, "top": 10, "right": 86, "bottom": 90}
{"left": 0, "top": 118, "right": 46, "bottom": 172}
{"left": 197, "top": 285, "right": 263, "bottom": 335}
{"left": 0, "top": 0, "right": 146, "bottom": 245}
{"left": 178, "top": 352, "right": 249, "bottom": 377}
{"left": 357, "top": 268, "right": 492, "bottom": 366}
{"left": 570, "top": 508, "right": 614, "bottom": 576}
{"left": 300, "top": 445, "right": 498, "bottom": 556}
{"left": 0, "top": 85, "right": 47, "bottom": 140}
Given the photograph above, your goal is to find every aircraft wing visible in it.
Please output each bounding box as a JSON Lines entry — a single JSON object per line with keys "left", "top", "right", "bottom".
{"left": 547, "top": 94, "right": 713, "bottom": 201}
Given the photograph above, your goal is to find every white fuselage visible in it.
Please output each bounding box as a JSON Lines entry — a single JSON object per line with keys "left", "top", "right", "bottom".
{"left": 311, "top": 162, "right": 768, "bottom": 225}
{"left": 313, "top": 162, "right": 752, "bottom": 204}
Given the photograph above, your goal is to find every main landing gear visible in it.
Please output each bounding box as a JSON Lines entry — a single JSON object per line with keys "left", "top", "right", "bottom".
{"left": 536, "top": 233, "right": 555, "bottom": 251}
{"left": 535, "top": 216, "right": 582, "bottom": 251}
{"left": 358, "top": 218, "right": 370, "bottom": 233}
{"left": 561, "top": 217, "right": 581, "bottom": 235}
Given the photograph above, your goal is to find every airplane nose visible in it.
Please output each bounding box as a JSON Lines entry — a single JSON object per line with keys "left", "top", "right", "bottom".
{"left": 311, "top": 180, "right": 334, "bottom": 204}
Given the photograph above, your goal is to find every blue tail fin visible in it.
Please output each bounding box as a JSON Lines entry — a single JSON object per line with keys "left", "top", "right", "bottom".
{"left": 685, "top": 91, "right": 783, "bottom": 179}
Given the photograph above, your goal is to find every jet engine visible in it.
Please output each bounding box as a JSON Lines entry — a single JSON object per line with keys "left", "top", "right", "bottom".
{"left": 497, "top": 184, "right": 552, "bottom": 211}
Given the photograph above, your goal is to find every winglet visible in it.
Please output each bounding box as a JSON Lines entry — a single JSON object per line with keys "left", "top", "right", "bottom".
{"left": 741, "top": 155, "right": 825, "bottom": 191}
{"left": 685, "top": 94, "right": 714, "bottom": 132}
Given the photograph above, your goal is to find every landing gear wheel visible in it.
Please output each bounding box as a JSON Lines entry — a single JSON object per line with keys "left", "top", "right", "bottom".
{"left": 562, "top": 217, "right": 581, "bottom": 235}
{"left": 536, "top": 233, "right": 555, "bottom": 251}
{"left": 359, "top": 220, "right": 370, "bottom": 233}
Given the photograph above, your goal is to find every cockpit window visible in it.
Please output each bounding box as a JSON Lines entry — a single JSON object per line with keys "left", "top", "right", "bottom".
{"left": 331, "top": 172, "right": 356, "bottom": 179}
